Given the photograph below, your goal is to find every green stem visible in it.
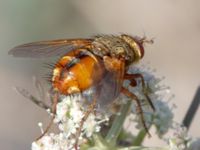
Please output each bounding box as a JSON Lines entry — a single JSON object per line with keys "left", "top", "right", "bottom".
{"left": 117, "top": 146, "right": 169, "bottom": 150}
{"left": 132, "top": 129, "right": 147, "bottom": 146}
{"left": 105, "top": 100, "right": 132, "bottom": 145}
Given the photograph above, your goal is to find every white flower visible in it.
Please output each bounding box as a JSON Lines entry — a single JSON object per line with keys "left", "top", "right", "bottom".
{"left": 83, "top": 114, "right": 98, "bottom": 137}
{"left": 31, "top": 92, "right": 110, "bottom": 150}
{"left": 167, "top": 124, "right": 192, "bottom": 150}
{"left": 32, "top": 133, "right": 74, "bottom": 150}
{"left": 49, "top": 94, "right": 109, "bottom": 148}
{"left": 167, "top": 124, "right": 200, "bottom": 150}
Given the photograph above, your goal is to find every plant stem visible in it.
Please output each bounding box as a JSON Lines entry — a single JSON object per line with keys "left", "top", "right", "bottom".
{"left": 105, "top": 100, "right": 132, "bottom": 145}
{"left": 117, "top": 146, "right": 169, "bottom": 150}
{"left": 132, "top": 129, "right": 147, "bottom": 146}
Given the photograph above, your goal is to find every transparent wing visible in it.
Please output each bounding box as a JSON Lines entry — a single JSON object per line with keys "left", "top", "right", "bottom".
{"left": 8, "top": 39, "right": 92, "bottom": 58}
{"left": 93, "top": 58, "right": 125, "bottom": 106}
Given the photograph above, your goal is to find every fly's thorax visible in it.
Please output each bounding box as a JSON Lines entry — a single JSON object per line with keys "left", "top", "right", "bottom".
{"left": 92, "top": 35, "right": 135, "bottom": 65}
{"left": 92, "top": 35, "right": 146, "bottom": 66}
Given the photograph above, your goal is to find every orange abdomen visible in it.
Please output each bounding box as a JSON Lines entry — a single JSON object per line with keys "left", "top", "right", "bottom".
{"left": 52, "top": 49, "right": 104, "bottom": 95}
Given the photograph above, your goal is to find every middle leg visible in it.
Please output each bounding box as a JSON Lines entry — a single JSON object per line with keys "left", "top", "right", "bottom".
{"left": 124, "top": 73, "right": 155, "bottom": 111}
{"left": 121, "top": 87, "right": 151, "bottom": 137}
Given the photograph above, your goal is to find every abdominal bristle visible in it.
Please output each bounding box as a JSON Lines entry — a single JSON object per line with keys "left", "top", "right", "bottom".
{"left": 43, "top": 73, "right": 53, "bottom": 84}
{"left": 43, "top": 62, "right": 55, "bottom": 70}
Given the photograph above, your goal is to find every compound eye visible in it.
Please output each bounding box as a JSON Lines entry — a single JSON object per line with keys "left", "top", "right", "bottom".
{"left": 136, "top": 36, "right": 154, "bottom": 58}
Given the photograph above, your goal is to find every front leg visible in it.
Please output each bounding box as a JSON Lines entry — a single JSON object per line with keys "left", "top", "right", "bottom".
{"left": 124, "top": 73, "right": 155, "bottom": 111}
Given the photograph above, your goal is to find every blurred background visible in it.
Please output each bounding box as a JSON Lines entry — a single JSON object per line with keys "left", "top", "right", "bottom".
{"left": 0, "top": 0, "right": 200, "bottom": 149}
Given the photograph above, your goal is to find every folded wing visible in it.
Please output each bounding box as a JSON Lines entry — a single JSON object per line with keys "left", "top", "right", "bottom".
{"left": 8, "top": 39, "right": 92, "bottom": 58}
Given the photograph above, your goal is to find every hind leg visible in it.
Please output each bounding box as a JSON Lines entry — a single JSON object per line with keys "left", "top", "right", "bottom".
{"left": 36, "top": 92, "right": 59, "bottom": 140}
{"left": 74, "top": 98, "right": 97, "bottom": 150}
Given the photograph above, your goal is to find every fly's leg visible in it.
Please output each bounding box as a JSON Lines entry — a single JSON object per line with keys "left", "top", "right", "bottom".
{"left": 36, "top": 92, "right": 59, "bottom": 140}
{"left": 124, "top": 73, "right": 155, "bottom": 111}
{"left": 121, "top": 87, "right": 151, "bottom": 137}
{"left": 74, "top": 98, "right": 97, "bottom": 150}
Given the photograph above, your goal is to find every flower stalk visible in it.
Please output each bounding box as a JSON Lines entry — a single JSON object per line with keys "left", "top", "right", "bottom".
{"left": 105, "top": 100, "right": 132, "bottom": 145}
{"left": 132, "top": 129, "right": 147, "bottom": 146}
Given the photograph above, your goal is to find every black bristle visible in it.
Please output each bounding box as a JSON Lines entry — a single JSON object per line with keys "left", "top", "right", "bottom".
{"left": 42, "top": 76, "right": 52, "bottom": 84}
{"left": 43, "top": 76, "right": 52, "bottom": 80}
{"left": 44, "top": 73, "right": 52, "bottom": 77}
{"left": 43, "top": 73, "right": 53, "bottom": 81}
{"left": 42, "top": 76, "right": 52, "bottom": 80}
{"left": 43, "top": 62, "right": 55, "bottom": 69}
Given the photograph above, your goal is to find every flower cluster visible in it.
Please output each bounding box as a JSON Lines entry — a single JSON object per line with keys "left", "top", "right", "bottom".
{"left": 15, "top": 64, "right": 190, "bottom": 150}
{"left": 55, "top": 95, "right": 109, "bottom": 138}
{"left": 32, "top": 133, "right": 73, "bottom": 150}
{"left": 167, "top": 124, "right": 200, "bottom": 150}
{"left": 126, "top": 64, "right": 175, "bottom": 137}
{"left": 32, "top": 94, "right": 109, "bottom": 150}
